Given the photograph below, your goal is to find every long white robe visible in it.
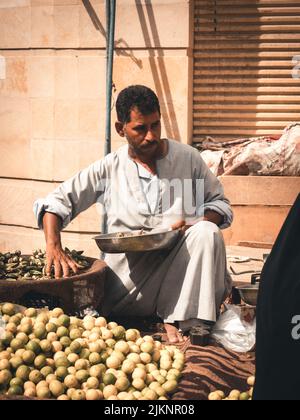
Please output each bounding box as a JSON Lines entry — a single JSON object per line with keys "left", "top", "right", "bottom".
{"left": 34, "top": 140, "right": 233, "bottom": 322}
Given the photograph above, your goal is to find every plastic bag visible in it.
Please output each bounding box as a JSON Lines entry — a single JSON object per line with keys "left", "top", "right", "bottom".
{"left": 212, "top": 304, "right": 256, "bottom": 353}
{"left": 0, "top": 316, "right": 6, "bottom": 339}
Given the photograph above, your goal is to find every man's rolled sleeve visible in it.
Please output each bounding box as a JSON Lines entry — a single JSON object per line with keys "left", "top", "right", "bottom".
{"left": 33, "top": 197, "right": 72, "bottom": 230}
{"left": 203, "top": 200, "right": 233, "bottom": 229}
{"left": 33, "top": 158, "right": 107, "bottom": 230}
{"left": 194, "top": 151, "right": 233, "bottom": 230}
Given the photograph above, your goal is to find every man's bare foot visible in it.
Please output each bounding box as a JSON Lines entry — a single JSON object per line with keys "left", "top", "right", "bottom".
{"left": 164, "top": 323, "right": 187, "bottom": 344}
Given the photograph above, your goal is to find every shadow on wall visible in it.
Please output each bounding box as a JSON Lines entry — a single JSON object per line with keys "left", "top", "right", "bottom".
{"left": 82, "top": 0, "right": 180, "bottom": 141}
{"left": 135, "top": 0, "right": 180, "bottom": 141}
{"left": 82, "top": 0, "right": 142, "bottom": 68}
{"left": 82, "top": 0, "right": 106, "bottom": 38}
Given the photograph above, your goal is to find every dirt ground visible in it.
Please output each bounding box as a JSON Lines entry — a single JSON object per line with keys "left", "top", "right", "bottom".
{"left": 173, "top": 341, "right": 255, "bottom": 400}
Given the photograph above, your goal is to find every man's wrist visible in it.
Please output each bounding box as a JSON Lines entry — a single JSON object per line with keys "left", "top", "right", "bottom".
{"left": 203, "top": 210, "right": 224, "bottom": 226}
{"left": 190, "top": 211, "right": 224, "bottom": 227}
{"left": 46, "top": 239, "right": 61, "bottom": 247}
{"left": 43, "top": 212, "right": 63, "bottom": 247}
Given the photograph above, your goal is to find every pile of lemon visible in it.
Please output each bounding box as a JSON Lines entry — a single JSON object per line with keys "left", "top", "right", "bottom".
{"left": 208, "top": 376, "right": 255, "bottom": 401}
{"left": 0, "top": 303, "right": 184, "bottom": 400}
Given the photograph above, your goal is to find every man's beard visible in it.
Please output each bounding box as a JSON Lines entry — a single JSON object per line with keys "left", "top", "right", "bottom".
{"left": 128, "top": 138, "right": 161, "bottom": 158}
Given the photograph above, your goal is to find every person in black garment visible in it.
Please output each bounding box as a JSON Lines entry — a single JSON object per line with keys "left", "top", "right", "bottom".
{"left": 253, "top": 193, "right": 300, "bottom": 400}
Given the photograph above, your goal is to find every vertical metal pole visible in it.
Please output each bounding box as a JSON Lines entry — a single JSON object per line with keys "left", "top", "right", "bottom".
{"left": 105, "top": 0, "right": 116, "bottom": 157}
{"left": 105, "top": 0, "right": 111, "bottom": 81}
{"left": 102, "top": 1, "right": 116, "bottom": 242}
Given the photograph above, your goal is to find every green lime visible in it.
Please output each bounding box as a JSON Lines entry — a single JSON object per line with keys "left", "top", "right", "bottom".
{"left": 7, "top": 385, "right": 23, "bottom": 396}
{"left": 2, "top": 303, "right": 16, "bottom": 316}
{"left": 34, "top": 355, "right": 47, "bottom": 369}
{"left": 58, "top": 315, "right": 70, "bottom": 328}
{"left": 0, "top": 370, "right": 12, "bottom": 386}
{"left": 26, "top": 340, "right": 42, "bottom": 355}
{"left": 55, "top": 366, "right": 68, "bottom": 381}
{"left": 10, "top": 377, "right": 24, "bottom": 388}
{"left": 16, "top": 365, "right": 31, "bottom": 382}
{"left": 102, "top": 373, "right": 116, "bottom": 386}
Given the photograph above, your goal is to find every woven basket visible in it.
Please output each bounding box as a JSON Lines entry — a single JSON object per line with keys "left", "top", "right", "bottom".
{"left": 0, "top": 258, "right": 107, "bottom": 314}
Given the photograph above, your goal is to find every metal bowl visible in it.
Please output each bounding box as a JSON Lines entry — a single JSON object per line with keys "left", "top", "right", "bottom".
{"left": 93, "top": 228, "right": 181, "bottom": 254}
{"left": 236, "top": 284, "right": 259, "bottom": 306}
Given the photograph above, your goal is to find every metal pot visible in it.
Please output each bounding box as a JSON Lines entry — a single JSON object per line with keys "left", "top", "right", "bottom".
{"left": 235, "top": 284, "right": 259, "bottom": 306}
{"left": 93, "top": 228, "right": 181, "bottom": 254}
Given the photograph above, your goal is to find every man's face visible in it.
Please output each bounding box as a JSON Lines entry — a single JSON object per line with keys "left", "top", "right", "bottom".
{"left": 116, "top": 108, "right": 162, "bottom": 159}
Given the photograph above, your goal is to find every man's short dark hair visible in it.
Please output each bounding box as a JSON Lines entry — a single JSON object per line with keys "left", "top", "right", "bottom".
{"left": 116, "top": 85, "right": 161, "bottom": 124}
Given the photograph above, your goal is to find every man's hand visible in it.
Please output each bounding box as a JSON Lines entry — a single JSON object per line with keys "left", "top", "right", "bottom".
{"left": 171, "top": 220, "right": 189, "bottom": 235}
{"left": 42, "top": 212, "right": 80, "bottom": 279}
{"left": 171, "top": 211, "right": 224, "bottom": 235}
{"left": 202, "top": 210, "right": 224, "bottom": 226}
{"left": 46, "top": 244, "right": 81, "bottom": 279}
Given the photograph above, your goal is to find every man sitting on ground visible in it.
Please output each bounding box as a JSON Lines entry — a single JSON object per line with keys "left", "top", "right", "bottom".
{"left": 34, "top": 85, "right": 233, "bottom": 343}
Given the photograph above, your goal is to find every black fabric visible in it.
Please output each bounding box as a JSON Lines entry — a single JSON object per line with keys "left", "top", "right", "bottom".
{"left": 254, "top": 193, "right": 300, "bottom": 400}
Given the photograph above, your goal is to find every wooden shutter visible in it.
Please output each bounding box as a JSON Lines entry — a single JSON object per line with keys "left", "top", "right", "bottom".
{"left": 193, "top": 0, "right": 300, "bottom": 143}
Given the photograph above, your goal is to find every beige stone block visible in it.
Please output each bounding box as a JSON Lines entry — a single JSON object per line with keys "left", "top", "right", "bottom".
{"left": 79, "top": 0, "right": 106, "bottom": 49}
{"left": 0, "top": 225, "right": 45, "bottom": 255}
{"left": 113, "top": 54, "right": 189, "bottom": 142}
{"left": 31, "top": 5, "right": 55, "bottom": 48}
{"left": 31, "top": 98, "right": 55, "bottom": 139}
{"left": 68, "top": 204, "right": 101, "bottom": 233}
{"left": 55, "top": 55, "right": 78, "bottom": 99}
{"left": 223, "top": 206, "right": 290, "bottom": 246}
{"left": 52, "top": 139, "right": 105, "bottom": 180}
{"left": 115, "top": 0, "right": 190, "bottom": 49}
{"left": 0, "top": 6, "right": 30, "bottom": 48}
{"left": 30, "top": 138, "right": 106, "bottom": 183}
{"left": 54, "top": 100, "right": 79, "bottom": 139}
{"left": 221, "top": 176, "right": 300, "bottom": 206}
{"left": 54, "top": 4, "right": 80, "bottom": 48}
{"left": 53, "top": 138, "right": 81, "bottom": 179}
{"left": 0, "top": 97, "right": 31, "bottom": 178}
{"left": 54, "top": 0, "right": 81, "bottom": 4}
{"left": 0, "top": 1, "right": 30, "bottom": 7}
{"left": 31, "top": 0, "right": 53, "bottom": 5}
{"left": 0, "top": 98, "right": 30, "bottom": 139}
{"left": 78, "top": 0, "right": 190, "bottom": 49}
{"left": 79, "top": 139, "right": 105, "bottom": 167}
{"left": 78, "top": 55, "right": 106, "bottom": 99}
{"left": 0, "top": 225, "right": 101, "bottom": 258}
{"left": 221, "top": 176, "right": 300, "bottom": 246}
{"left": 79, "top": 99, "right": 103, "bottom": 139}
{"left": 28, "top": 55, "right": 55, "bottom": 98}
{"left": 0, "top": 179, "right": 52, "bottom": 227}
{"left": 0, "top": 137, "right": 31, "bottom": 179}
{"left": 0, "top": 54, "right": 29, "bottom": 97}
{"left": 30, "top": 138, "right": 55, "bottom": 180}
{"left": 31, "top": 1, "right": 190, "bottom": 49}
{"left": 0, "top": 178, "right": 100, "bottom": 234}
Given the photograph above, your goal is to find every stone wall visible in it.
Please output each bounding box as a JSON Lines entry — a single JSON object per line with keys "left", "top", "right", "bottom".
{"left": 1, "top": 1, "right": 298, "bottom": 256}
{"left": 222, "top": 176, "right": 300, "bottom": 247}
